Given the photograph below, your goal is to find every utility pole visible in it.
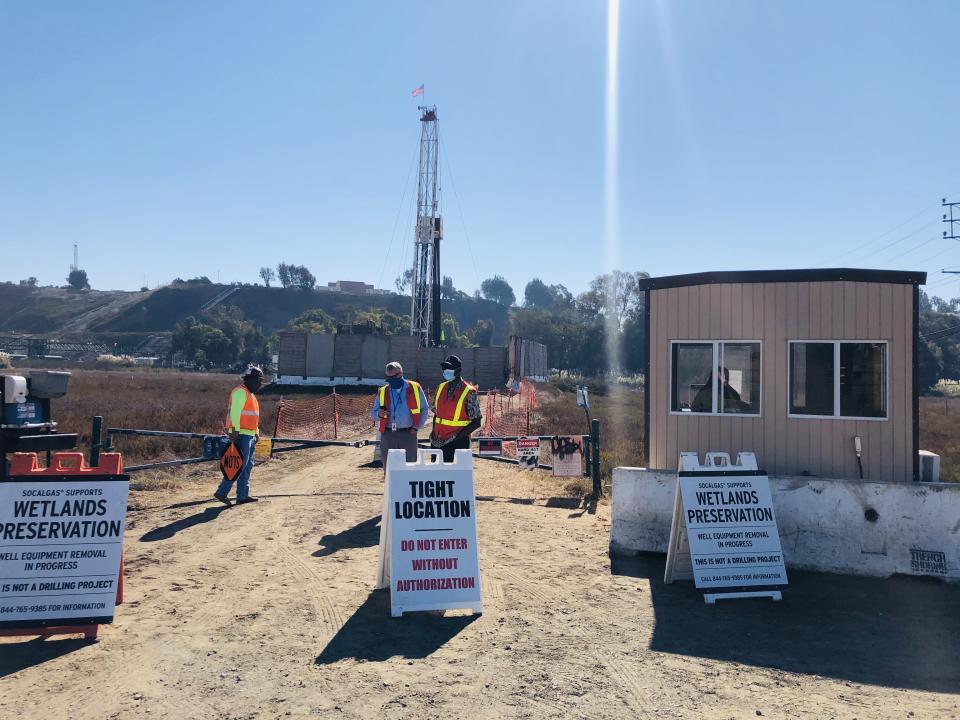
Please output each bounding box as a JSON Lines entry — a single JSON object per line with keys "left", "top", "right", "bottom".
{"left": 410, "top": 106, "right": 443, "bottom": 347}
{"left": 70, "top": 243, "right": 78, "bottom": 273}
{"left": 943, "top": 198, "right": 960, "bottom": 241}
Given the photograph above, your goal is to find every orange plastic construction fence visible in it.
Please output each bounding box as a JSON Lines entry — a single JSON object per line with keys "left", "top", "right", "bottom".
{"left": 481, "top": 379, "right": 537, "bottom": 438}
{"left": 274, "top": 393, "right": 376, "bottom": 440}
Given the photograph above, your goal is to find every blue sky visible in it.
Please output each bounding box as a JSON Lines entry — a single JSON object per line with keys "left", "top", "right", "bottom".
{"left": 2, "top": 1, "right": 959, "bottom": 297}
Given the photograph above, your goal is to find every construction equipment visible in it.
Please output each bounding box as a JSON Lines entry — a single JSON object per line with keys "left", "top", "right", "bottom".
{"left": 1, "top": 371, "right": 78, "bottom": 481}
{"left": 410, "top": 106, "right": 443, "bottom": 347}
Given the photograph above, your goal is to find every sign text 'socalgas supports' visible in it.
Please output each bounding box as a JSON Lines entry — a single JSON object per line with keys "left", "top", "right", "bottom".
{"left": 376, "top": 449, "right": 482, "bottom": 618}
{"left": 0, "top": 453, "right": 129, "bottom": 630}
{"left": 665, "top": 455, "right": 788, "bottom": 603}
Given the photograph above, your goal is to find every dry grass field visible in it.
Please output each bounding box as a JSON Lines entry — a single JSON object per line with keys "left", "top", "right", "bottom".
{"left": 48, "top": 369, "right": 286, "bottom": 465}
{"left": 918, "top": 396, "right": 960, "bottom": 482}
{"left": 533, "top": 381, "right": 643, "bottom": 482}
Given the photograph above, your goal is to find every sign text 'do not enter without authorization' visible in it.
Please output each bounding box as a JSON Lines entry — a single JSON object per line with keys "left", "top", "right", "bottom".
{"left": 376, "top": 449, "right": 483, "bottom": 618}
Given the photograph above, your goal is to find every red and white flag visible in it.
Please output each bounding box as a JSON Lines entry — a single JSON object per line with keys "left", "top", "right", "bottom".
{"left": 411, "top": 84, "right": 424, "bottom": 98}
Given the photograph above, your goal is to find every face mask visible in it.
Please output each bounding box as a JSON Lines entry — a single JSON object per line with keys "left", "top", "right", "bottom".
{"left": 387, "top": 376, "right": 405, "bottom": 389}
{"left": 442, "top": 369, "right": 456, "bottom": 381}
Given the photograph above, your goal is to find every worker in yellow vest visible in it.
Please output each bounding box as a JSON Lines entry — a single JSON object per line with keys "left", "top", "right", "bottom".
{"left": 215, "top": 367, "right": 265, "bottom": 506}
{"left": 371, "top": 361, "right": 430, "bottom": 471}
{"left": 430, "top": 355, "right": 482, "bottom": 462}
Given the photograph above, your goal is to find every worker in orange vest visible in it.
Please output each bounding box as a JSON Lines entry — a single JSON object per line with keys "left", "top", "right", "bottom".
{"left": 371, "top": 361, "right": 430, "bottom": 471}
{"left": 215, "top": 367, "right": 265, "bottom": 506}
{"left": 430, "top": 355, "right": 482, "bottom": 462}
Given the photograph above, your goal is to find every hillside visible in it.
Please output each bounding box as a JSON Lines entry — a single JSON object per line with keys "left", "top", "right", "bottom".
{"left": 0, "top": 283, "right": 149, "bottom": 337}
{"left": 0, "top": 282, "right": 511, "bottom": 344}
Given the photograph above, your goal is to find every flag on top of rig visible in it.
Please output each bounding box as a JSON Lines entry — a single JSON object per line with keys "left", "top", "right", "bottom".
{"left": 411, "top": 84, "right": 424, "bottom": 97}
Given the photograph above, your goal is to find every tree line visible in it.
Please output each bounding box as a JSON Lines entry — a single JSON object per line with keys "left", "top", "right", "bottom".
{"left": 125, "top": 265, "right": 960, "bottom": 391}
{"left": 919, "top": 290, "right": 960, "bottom": 391}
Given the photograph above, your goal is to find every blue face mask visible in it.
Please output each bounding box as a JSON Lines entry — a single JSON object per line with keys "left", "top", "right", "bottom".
{"left": 442, "top": 369, "right": 456, "bottom": 381}
{"left": 387, "top": 376, "right": 405, "bottom": 389}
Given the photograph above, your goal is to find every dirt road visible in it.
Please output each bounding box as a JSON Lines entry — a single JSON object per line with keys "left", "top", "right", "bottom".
{"left": 1, "top": 447, "right": 958, "bottom": 719}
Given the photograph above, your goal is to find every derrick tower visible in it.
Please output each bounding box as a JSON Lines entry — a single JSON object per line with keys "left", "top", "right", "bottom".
{"left": 410, "top": 106, "right": 442, "bottom": 347}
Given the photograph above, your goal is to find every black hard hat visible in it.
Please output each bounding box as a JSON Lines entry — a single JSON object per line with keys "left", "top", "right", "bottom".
{"left": 441, "top": 355, "right": 462, "bottom": 370}
{"left": 245, "top": 366, "right": 265, "bottom": 380}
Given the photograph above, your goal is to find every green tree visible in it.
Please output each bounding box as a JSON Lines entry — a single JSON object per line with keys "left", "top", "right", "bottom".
{"left": 919, "top": 339, "right": 943, "bottom": 393}
{"left": 287, "top": 308, "right": 337, "bottom": 334}
{"left": 395, "top": 268, "right": 414, "bottom": 294}
{"left": 294, "top": 265, "right": 316, "bottom": 290}
{"left": 441, "top": 313, "right": 470, "bottom": 347}
{"left": 277, "top": 263, "right": 293, "bottom": 288}
{"left": 577, "top": 270, "right": 648, "bottom": 333}
{"left": 524, "top": 278, "right": 554, "bottom": 308}
{"left": 354, "top": 308, "right": 407, "bottom": 335}
{"left": 481, "top": 275, "right": 515, "bottom": 306}
{"left": 467, "top": 319, "right": 494, "bottom": 347}
{"left": 67, "top": 269, "right": 90, "bottom": 290}
{"left": 259, "top": 267, "right": 275, "bottom": 287}
{"left": 441, "top": 275, "right": 460, "bottom": 301}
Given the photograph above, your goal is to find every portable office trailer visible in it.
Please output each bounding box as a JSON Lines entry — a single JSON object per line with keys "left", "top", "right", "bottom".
{"left": 638, "top": 269, "right": 926, "bottom": 482}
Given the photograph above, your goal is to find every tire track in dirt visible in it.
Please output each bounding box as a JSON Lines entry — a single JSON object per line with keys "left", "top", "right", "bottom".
{"left": 598, "top": 650, "right": 658, "bottom": 715}
{"left": 65, "top": 474, "right": 312, "bottom": 720}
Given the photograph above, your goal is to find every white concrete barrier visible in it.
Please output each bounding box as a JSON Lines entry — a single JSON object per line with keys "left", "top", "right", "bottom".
{"left": 611, "top": 468, "right": 960, "bottom": 583}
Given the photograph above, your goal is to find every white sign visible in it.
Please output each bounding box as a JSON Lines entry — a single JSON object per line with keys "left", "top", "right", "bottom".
{"left": 376, "top": 449, "right": 482, "bottom": 618}
{"left": 517, "top": 437, "right": 539, "bottom": 471}
{"left": 551, "top": 436, "right": 583, "bottom": 478}
{"left": 0, "top": 478, "right": 129, "bottom": 627}
{"left": 575, "top": 385, "right": 589, "bottom": 410}
{"left": 670, "top": 472, "right": 788, "bottom": 589}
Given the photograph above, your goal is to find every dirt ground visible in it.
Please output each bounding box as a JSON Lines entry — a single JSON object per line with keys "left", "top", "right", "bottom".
{"left": 1, "top": 446, "right": 958, "bottom": 720}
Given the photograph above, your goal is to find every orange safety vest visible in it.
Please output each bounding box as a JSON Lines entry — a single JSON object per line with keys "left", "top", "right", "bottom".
{"left": 377, "top": 380, "right": 423, "bottom": 432}
{"left": 433, "top": 380, "right": 476, "bottom": 441}
{"left": 224, "top": 385, "right": 260, "bottom": 435}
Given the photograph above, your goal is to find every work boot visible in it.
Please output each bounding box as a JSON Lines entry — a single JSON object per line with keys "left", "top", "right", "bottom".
{"left": 235, "top": 497, "right": 259, "bottom": 505}
{"left": 214, "top": 493, "right": 232, "bottom": 507}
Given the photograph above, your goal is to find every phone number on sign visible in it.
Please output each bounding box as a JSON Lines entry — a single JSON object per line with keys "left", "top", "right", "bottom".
{"left": 1, "top": 604, "right": 56, "bottom": 614}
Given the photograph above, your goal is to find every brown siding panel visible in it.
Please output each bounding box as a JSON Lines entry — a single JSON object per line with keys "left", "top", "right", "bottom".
{"left": 647, "top": 278, "right": 915, "bottom": 481}
{"left": 278, "top": 332, "right": 307, "bottom": 376}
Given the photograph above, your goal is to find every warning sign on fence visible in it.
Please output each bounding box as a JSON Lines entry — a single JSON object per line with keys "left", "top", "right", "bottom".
{"left": 551, "top": 436, "right": 583, "bottom": 477}
{"left": 0, "top": 475, "right": 128, "bottom": 627}
{"left": 517, "top": 437, "right": 540, "bottom": 470}
{"left": 478, "top": 439, "right": 502, "bottom": 456}
{"left": 376, "top": 448, "right": 482, "bottom": 618}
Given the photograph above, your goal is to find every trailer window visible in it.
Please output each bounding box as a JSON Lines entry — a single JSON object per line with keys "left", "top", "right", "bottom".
{"left": 790, "top": 342, "right": 834, "bottom": 416}
{"left": 789, "top": 341, "right": 887, "bottom": 419}
{"left": 671, "top": 343, "right": 713, "bottom": 412}
{"left": 671, "top": 341, "right": 762, "bottom": 415}
{"left": 840, "top": 342, "right": 887, "bottom": 418}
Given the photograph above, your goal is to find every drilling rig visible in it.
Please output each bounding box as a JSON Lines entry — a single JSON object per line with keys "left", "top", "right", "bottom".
{"left": 409, "top": 106, "right": 443, "bottom": 347}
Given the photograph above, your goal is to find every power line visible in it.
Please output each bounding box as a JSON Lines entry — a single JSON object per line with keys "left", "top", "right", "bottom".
{"left": 439, "top": 136, "right": 482, "bottom": 291}
{"left": 377, "top": 141, "right": 421, "bottom": 290}
{"left": 822, "top": 199, "right": 947, "bottom": 266}
{"left": 841, "top": 219, "right": 939, "bottom": 266}
{"left": 921, "top": 321, "right": 960, "bottom": 340}
{"left": 923, "top": 276, "right": 958, "bottom": 291}
{"left": 883, "top": 235, "right": 946, "bottom": 264}
{"left": 877, "top": 234, "right": 940, "bottom": 266}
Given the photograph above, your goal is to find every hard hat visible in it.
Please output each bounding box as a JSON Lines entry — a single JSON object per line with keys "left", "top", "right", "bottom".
{"left": 245, "top": 366, "right": 265, "bottom": 380}
{"left": 441, "top": 355, "right": 462, "bottom": 370}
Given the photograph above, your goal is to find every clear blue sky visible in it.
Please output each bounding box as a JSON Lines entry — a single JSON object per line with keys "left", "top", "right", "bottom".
{"left": 2, "top": 1, "right": 959, "bottom": 297}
